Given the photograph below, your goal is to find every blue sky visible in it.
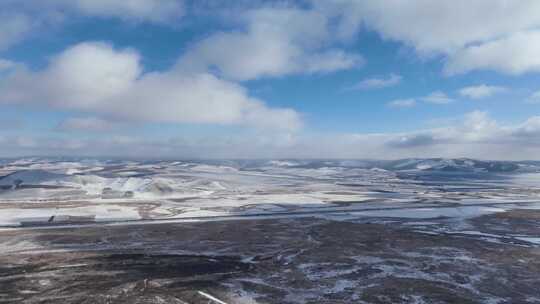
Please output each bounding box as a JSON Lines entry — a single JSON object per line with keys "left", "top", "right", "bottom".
{"left": 1, "top": 0, "right": 540, "bottom": 159}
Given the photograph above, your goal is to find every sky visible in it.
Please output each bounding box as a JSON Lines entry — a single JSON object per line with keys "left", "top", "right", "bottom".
{"left": 1, "top": 0, "right": 540, "bottom": 160}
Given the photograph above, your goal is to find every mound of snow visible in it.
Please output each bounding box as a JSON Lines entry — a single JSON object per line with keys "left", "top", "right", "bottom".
{"left": 67, "top": 175, "right": 153, "bottom": 195}
{"left": 0, "top": 170, "right": 169, "bottom": 198}
{"left": 267, "top": 160, "right": 299, "bottom": 167}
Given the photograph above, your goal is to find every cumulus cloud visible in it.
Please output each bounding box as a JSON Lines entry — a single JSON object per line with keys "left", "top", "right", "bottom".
{"left": 51, "top": 0, "right": 184, "bottom": 23}
{"left": 4, "top": 1, "right": 540, "bottom": 160}
{"left": 381, "top": 110, "right": 540, "bottom": 158}
{"left": 0, "top": 59, "right": 16, "bottom": 72}
{"left": 0, "top": 12, "right": 34, "bottom": 51}
{"left": 391, "top": 91, "right": 453, "bottom": 107}
{"left": 514, "top": 116, "right": 540, "bottom": 134}
{"left": 388, "top": 99, "right": 416, "bottom": 108}
{"left": 385, "top": 134, "right": 435, "bottom": 148}
{"left": 6, "top": 1, "right": 539, "bottom": 77}
{"left": 315, "top": 1, "right": 540, "bottom": 53}
{"left": 5, "top": 111, "right": 540, "bottom": 160}
{"left": 0, "top": 0, "right": 184, "bottom": 51}
{"left": 0, "top": 42, "right": 301, "bottom": 130}
{"left": 3, "top": 1, "right": 540, "bottom": 78}
{"left": 445, "top": 31, "right": 540, "bottom": 75}
{"left": 385, "top": 110, "right": 540, "bottom": 150}
{"left": 177, "top": 7, "right": 363, "bottom": 81}
{"left": 460, "top": 111, "right": 499, "bottom": 141}
{"left": 314, "top": 1, "right": 540, "bottom": 76}
{"left": 352, "top": 73, "right": 402, "bottom": 90}
{"left": 421, "top": 91, "right": 454, "bottom": 104}
{"left": 526, "top": 90, "right": 540, "bottom": 104}
{"left": 458, "top": 85, "right": 507, "bottom": 99}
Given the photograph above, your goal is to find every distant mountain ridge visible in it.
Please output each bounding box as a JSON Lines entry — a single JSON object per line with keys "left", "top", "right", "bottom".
{"left": 2, "top": 158, "right": 540, "bottom": 175}
{"left": 259, "top": 158, "right": 540, "bottom": 173}
{"left": 378, "top": 158, "right": 523, "bottom": 172}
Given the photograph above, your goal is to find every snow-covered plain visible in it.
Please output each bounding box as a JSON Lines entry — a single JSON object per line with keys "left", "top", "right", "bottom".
{"left": 1, "top": 158, "right": 540, "bottom": 241}
{"left": 2, "top": 158, "right": 540, "bottom": 303}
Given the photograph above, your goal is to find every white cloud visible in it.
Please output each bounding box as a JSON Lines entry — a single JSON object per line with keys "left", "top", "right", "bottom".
{"left": 458, "top": 85, "right": 507, "bottom": 99}
{"left": 0, "top": 12, "right": 33, "bottom": 51}
{"left": 0, "top": 42, "right": 301, "bottom": 131}
{"left": 526, "top": 90, "right": 540, "bottom": 104}
{"left": 421, "top": 91, "right": 454, "bottom": 104}
{"left": 385, "top": 133, "right": 435, "bottom": 148}
{"left": 177, "top": 7, "right": 363, "bottom": 81}
{"left": 445, "top": 31, "right": 540, "bottom": 75}
{"left": 0, "top": 0, "right": 184, "bottom": 51}
{"left": 314, "top": 1, "right": 540, "bottom": 76}
{"left": 302, "top": 49, "right": 361, "bottom": 74}
{"left": 2, "top": 1, "right": 540, "bottom": 77}
{"left": 0, "top": 59, "right": 16, "bottom": 71}
{"left": 513, "top": 116, "right": 540, "bottom": 138}
{"left": 315, "top": 1, "right": 540, "bottom": 53}
{"left": 388, "top": 99, "right": 416, "bottom": 108}
{"left": 390, "top": 91, "right": 453, "bottom": 108}
{"left": 52, "top": 0, "right": 184, "bottom": 23}
{"left": 6, "top": 111, "right": 540, "bottom": 159}
{"left": 353, "top": 73, "right": 401, "bottom": 90}
{"left": 460, "top": 111, "right": 499, "bottom": 141}
{"left": 379, "top": 110, "right": 540, "bottom": 158}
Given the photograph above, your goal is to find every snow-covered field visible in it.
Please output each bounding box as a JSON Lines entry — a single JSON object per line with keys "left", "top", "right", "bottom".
{"left": 2, "top": 158, "right": 540, "bottom": 303}
{"left": 0, "top": 158, "right": 539, "bottom": 227}
{"left": 1, "top": 157, "right": 540, "bottom": 239}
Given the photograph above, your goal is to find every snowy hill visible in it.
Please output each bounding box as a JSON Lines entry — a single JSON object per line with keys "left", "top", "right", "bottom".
{"left": 0, "top": 170, "right": 68, "bottom": 187}
{"left": 259, "top": 158, "right": 536, "bottom": 173}
{"left": 378, "top": 158, "right": 522, "bottom": 173}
